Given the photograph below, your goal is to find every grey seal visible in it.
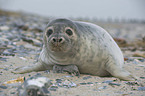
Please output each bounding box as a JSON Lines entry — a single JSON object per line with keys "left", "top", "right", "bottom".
{"left": 12, "top": 18, "right": 136, "bottom": 81}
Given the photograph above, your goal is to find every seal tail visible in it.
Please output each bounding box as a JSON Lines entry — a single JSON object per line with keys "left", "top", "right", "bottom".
{"left": 12, "top": 62, "right": 46, "bottom": 74}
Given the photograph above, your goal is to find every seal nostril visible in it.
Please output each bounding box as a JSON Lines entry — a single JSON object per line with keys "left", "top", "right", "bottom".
{"left": 59, "top": 38, "right": 63, "bottom": 42}
{"left": 52, "top": 38, "right": 56, "bottom": 42}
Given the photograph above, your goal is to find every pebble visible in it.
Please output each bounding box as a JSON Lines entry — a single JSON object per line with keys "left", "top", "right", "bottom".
{"left": 21, "top": 36, "right": 33, "bottom": 43}
{"left": 56, "top": 79, "right": 62, "bottom": 83}
{"left": 1, "top": 52, "right": 15, "bottom": 56}
{"left": 87, "top": 82, "right": 93, "bottom": 85}
{"left": 79, "top": 83, "right": 87, "bottom": 85}
{"left": 0, "top": 26, "right": 9, "bottom": 31}
{"left": 125, "top": 81, "right": 139, "bottom": 86}
{"left": 140, "top": 77, "right": 145, "bottom": 79}
{"left": 44, "top": 70, "right": 50, "bottom": 73}
{"left": 98, "top": 86, "right": 107, "bottom": 90}
{"left": 138, "top": 87, "right": 145, "bottom": 91}
{"left": 49, "top": 86, "right": 58, "bottom": 91}
{"left": 0, "top": 85, "right": 7, "bottom": 89}
{"left": 63, "top": 75, "right": 74, "bottom": 78}
{"left": 35, "top": 73, "right": 41, "bottom": 76}
{"left": 19, "top": 57, "right": 27, "bottom": 60}
{"left": 133, "top": 59, "right": 139, "bottom": 64}
{"left": 138, "top": 59, "right": 145, "bottom": 62}
{"left": 102, "top": 80, "right": 113, "bottom": 83}
{"left": 108, "top": 82, "right": 121, "bottom": 86}
{"left": 0, "top": 57, "right": 7, "bottom": 61}
{"left": 61, "top": 80, "right": 77, "bottom": 88}
{"left": 10, "top": 92, "right": 15, "bottom": 94}
{"left": 83, "top": 76, "right": 92, "bottom": 80}
{"left": 3, "top": 68, "right": 9, "bottom": 71}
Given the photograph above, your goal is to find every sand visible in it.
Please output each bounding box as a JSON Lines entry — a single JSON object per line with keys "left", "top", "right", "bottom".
{"left": 0, "top": 10, "right": 145, "bottom": 96}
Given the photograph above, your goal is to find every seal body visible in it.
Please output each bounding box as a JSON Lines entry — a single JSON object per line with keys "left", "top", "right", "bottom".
{"left": 13, "top": 18, "right": 136, "bottom": 81}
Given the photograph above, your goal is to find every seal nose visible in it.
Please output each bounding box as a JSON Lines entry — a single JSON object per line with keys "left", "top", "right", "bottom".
{"left": 51, "top": 37, "right": 64, "bottom": 44}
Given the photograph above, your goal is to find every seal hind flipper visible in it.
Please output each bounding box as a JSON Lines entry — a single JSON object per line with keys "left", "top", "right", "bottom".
{"left": 106, "top": 65, "right": 137, "bottom": 81}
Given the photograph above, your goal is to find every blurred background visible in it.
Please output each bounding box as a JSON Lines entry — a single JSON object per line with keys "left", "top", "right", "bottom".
{"left": 0, "top": 0, "right": 145, "bottom": 21}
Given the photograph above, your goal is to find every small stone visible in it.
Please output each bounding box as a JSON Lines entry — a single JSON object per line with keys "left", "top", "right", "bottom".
{"left": 35, "top": 73, "right": 41, "bottom": 76}
{"left": 98, "top": 86, "right": 107, "bottom": 90}
{"left": 44, "top": 70, "right": 50, "bottom": 73}
{"left": 140, "top": 77, "right": 145, "bottom": 79}
{"left": 0, "top": 46, "right": 6, "bottom": 54}
{"left": 108, "top": 82, "right": 121, "bottom": 86}
{"left": 138, "top": 87, "right": 145, "bottom": 91}
{"left": 19, "top": 57, "right": 27, "bottom": 60}
{"left": 10, "top": 92, "right": 15, "bottom": 94}
{"left": 49, "top": 88, "right": 57, "bottom": 91}
{"left": 133, "top": 59, "right": 139, "bottom": 64}
{"left": 49, "top": 86, "right": 58, "bottom": 91}
{"left": 69, "top": 82, "right": 77, "bottom": 87}
{"left": 50, "top": 86, "right": 58, "bottom": 89}
{"left": 135, "top": 68, "right": 140, "bottom": 70}
{"left": 83, "top": 76, "right": 92, "bottom": 80}
{"left": 79, "top": 83, "right": 87, "bottom": 85}
{"left": 3, "top": 68, "right": 9, "bottom": 71}
{"left": 2, "top": 52, "right": 15, "bottom": 56}
{"left": 138, "top": 64, "right": 145, "bottom": 67}
{"left": 138, "top": 59, "right": 144, "bottom": 62}
{"left": 28, "top": 75, "right": 31, "bottom": 77}
{"left": 56, "top": 79, "right": 62, "bottom": 83}
{"left": 0, "top": 26, "right": 9, "bottom": 31}
{"left": 64, "top": 75, "right": 73, "bottom": 78}
{"left": 0, "top": 57, "right": 7, "bottom": 61}
{"left": 0, "top": 85, "right": 7, "bottom": 89}
{"left": 102, "top": 80, "right": 113, "bottom": 83}
{"left": 62, "top": 80, "right": 77, "bottom": 88}
{"left": 125, "top": 81, "right": 139, "bottom": 86}
{"left": 87, "top": 82, "right": 93, "bottom": 85}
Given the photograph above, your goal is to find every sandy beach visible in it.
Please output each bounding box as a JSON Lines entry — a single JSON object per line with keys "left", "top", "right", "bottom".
{"left": 0, "top": 10, "right": 145, "bottom": 96}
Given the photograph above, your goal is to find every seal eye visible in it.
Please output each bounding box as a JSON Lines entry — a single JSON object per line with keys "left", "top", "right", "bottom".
{"left": 46, "top": 29, "right": 53, "bottom": 36}
{"left": 65, "top": 28, "right": 73, "bottom": 36}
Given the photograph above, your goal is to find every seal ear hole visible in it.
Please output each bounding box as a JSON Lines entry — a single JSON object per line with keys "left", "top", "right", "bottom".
{"left": 46, "top": 29, "right": 53, "bottom": 37}
{"left": 65, "top": 28, "right": 73, "bottom": 36}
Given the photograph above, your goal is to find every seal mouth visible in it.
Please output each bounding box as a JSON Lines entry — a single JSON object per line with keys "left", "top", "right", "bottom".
{"left": 48, "top": 42, "right": 71, "bottom": 53}
{"left": 51, "top": 46, "right": 65, "bottom": 52}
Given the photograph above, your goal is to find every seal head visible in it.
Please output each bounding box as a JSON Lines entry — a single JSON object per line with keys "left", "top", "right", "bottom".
{"left": 44, "top": 19, "right": 79, "bottom": 56}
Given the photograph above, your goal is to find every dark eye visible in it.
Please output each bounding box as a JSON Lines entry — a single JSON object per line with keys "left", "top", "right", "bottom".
{"left": 66, "top": 29, "right": 73, "bottom": 36}
{"left": 46, "top": 29, "right": 53, "bottom": 36}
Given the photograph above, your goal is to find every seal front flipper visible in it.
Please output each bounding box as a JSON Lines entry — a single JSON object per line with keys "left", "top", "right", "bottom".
{"left": 12, "top": 62, "right": 47, "bottom": 74}
{"left": 53, "top": 64, "right": 80, "bottom": 76}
